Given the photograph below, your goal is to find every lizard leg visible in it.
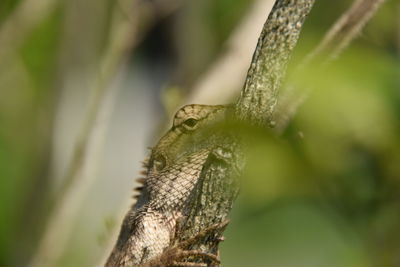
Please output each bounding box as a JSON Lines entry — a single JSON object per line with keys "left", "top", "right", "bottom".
{"left": 151, "top": 248, "right": 218, "bottom": 267}
{"left": 172, "top": 249, "right": 220, "bottom": 262}
{"left": 150, "top": 220, "right": 228, "bottom": 267}
{"left": 170, "top": 249, "right": 220, "bottom": 267}
{"left": 169, "top": 221, "right": 228, "bottom": 267}
{"left": 178, "top": 220, "right": 229, "bottom": 249}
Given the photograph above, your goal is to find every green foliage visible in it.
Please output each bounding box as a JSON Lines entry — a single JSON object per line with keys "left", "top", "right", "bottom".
{"left": 20, "top": 8, "right": 62, "bottom": 89}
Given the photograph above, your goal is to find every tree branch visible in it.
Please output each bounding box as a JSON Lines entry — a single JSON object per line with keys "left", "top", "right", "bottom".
{"left": 236, "top": 0, "right": 315, "bottom": 125}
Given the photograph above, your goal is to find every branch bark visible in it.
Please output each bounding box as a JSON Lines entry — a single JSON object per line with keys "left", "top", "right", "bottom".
{"left": 236, "top": 0, "right": 315, "bottom": 125}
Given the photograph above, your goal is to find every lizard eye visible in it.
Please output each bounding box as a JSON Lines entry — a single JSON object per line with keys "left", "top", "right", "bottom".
{"left": 182, "top": 118, "right": 198, "bottom": 129}
{"left": 152, "top": 154, "right": 166, "bottom": 171}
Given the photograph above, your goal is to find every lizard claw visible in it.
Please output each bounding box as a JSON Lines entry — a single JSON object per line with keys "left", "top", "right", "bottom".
{"left": 178, "top": 220, "right": 230, "bottom": 249}
{"left": 174, "top": 250, "right": 220, "bottom": 262}
{"left": 170, "top": 249, "right": 220, "bottom": 267}
{"left": 171, "top": 262, "right": 207, "bottom": 267}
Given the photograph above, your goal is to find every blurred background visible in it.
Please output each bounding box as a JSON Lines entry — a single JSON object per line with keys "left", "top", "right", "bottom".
{"left": 1, "top": 0, "right": 399, "bottom": 266}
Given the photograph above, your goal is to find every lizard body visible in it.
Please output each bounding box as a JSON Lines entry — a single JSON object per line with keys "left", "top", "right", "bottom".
{"left": 106, "top": 104, "right": 235, "bottom": 267}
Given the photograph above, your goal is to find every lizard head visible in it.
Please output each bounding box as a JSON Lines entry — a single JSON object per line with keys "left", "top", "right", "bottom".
{"left": 149, "top": 104, "right": 231, "bottom": 173}
{"left": 133, "top": 104, "right": 232, "bottom": 203}
{"left": 172, "top": 104, "right": 227, "bottom": 132}
{"left": 133, "top": 104, "right": 231, "bottom": 201}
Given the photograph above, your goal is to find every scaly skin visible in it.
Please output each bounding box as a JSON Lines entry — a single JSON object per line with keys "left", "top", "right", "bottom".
{"left": 105, "top": 105, "right": 231, "bottom": 267}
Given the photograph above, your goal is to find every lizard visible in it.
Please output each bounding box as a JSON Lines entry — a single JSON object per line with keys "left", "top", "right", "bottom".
{"left": 105, "top": 1, "right": 316, "bottom": 265}
{"left": 105, "top": 104, "right": 241, "bottom": 267}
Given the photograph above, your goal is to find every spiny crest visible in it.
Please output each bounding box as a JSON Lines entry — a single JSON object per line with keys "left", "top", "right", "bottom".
{"left": 132, "top": 157, "right": 150, "bottom": 199}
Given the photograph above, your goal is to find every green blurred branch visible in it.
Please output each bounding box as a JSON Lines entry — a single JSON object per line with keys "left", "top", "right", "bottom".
{"left": 28, "top": 2, "right": 138, "bottom": 266}
{"left": 274, "top": 0, "right": 387, "bottom": 132}
{"left": 305, "top": 0, "right": 387, "bottom": 65}
{"left": 0, "top": 0, "right": 59, "bottom": 59}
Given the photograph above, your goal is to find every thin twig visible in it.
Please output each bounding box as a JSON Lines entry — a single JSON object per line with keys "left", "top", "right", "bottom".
{"left": 305, "top": 0, "right": 386, "bottom": 65}
{"left": 274, "top": 0, "right": 386, "bottom": 132}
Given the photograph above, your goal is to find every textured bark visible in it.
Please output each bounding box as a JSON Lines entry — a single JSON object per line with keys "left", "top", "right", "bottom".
{"left": 174, "top": 134, "right": 242, "bottom": 266}
{"left": 236, "top": 0, "right": 315, "bottom": 125}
